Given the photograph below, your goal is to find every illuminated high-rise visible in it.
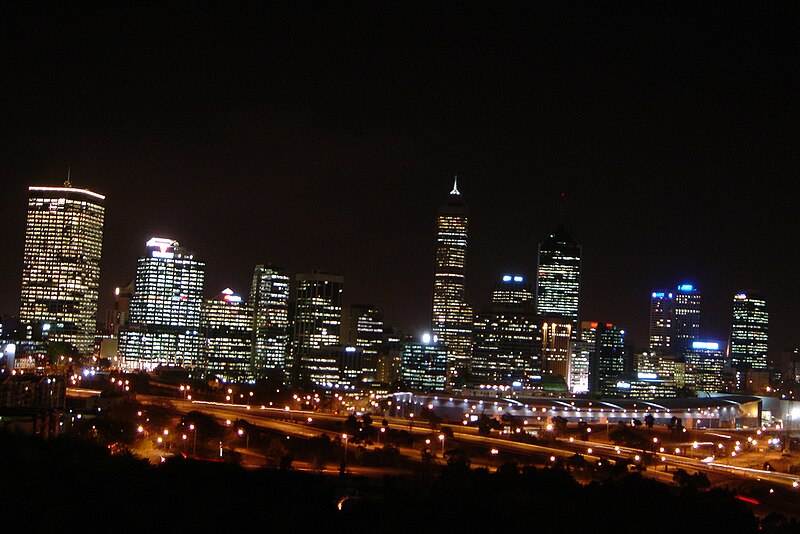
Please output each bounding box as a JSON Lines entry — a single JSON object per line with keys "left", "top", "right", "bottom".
{"left": 472, "top": 275, "right": 539, "bottom": 385}
{"left": 250, "top": 264, "right": 291, "bottom": 375}
{"left": 292, "top": 272, "right": 343, "bottom": 384}
{"left": 343, "top": 304, "right": 384, "bottom": 383}
{"left": 729, "top": 291, "right": 768, "bottom": 371}
{"left": 648, "top": 290, "right": 674, "bottom": 353}
{"left": 672, "top": 283, "right": 701, "bottom": 354}
{"left": 19, "top": 183, "right": 105, "bottom": 355}
{"left": 401, "top": 334, "right": 448, "bottom": 392}
{"left": 431, "top": 177, "right": 472, "bottom": 386}
{"left": 536, "top": 223, "right": 581, "bottom": 336}
{"left": 202, "top": 289, "right": 253, "bottom": 382}
{"left": 119, "top": 238, "right": 205, "bottom": 371}
{"left": 583, "top": 322, "right": 626, "bottom": 396}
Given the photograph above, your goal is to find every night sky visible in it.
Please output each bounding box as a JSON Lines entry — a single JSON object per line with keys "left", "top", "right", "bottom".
{"left": 1, "top": 3, "right": 798, "bottom": 359}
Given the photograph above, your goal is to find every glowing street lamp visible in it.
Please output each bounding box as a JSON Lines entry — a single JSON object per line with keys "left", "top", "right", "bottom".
{"left": 341, "top": 434, "right": 349, "bottom": 474}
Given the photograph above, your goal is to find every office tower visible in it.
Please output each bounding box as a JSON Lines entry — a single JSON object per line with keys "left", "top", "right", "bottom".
{"left": 293, "top": 272, "right": 343, "bottom": 384}
{"left": 582, "top": 322, "right": 626, "bottom": 396}
{"left": 472, "top": 275, "right": 539, "bottom": 385}
{"left": 729, "top": 291, "right": 768, "bottom": 371}
{"left": 250, "top": 264, "right": 291, "bottom": 375}
{"left": 648, "top": 290, "right": 674, "bottom": 353}
{"left": 431, "top": 177, "right": 473, "bottom": 386}
{"left": 303, "top": 345, "right": 366, "bottom": 390}
{"left": 19, "top": 183, "right": 105, "bottom": 355}
{"left": 672, "top": 283, "right": 701, "bottom": 354}
{"left": 536, "top": 223, "right": 581, "bottom": 336}
{"left": 202, "top": 289, "right": 253, "bottom": 382}
{"left": 401, "top": 334, "right": 447, "bottom": 392}
{"left": 541, "top": 320, "right": 572, "bottom": 379}
{"left": 119, "top": 238, "right": 205, "bottom": 371}
{"left": 376, "top": 327, "right": 405, "bottom": 384}
{"left": 343, "top": 304, "right": 384, "bottom": 382}
{"left": 569, "top": 339, "right": 592, "bottom": 394}
{"left": 685, "top": 341, "right": 726, "bottom": 393}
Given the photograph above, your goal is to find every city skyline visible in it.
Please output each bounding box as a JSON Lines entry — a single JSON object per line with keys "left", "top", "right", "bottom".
{"left": 1, "top": 4, "right": 797, "bottom": 359}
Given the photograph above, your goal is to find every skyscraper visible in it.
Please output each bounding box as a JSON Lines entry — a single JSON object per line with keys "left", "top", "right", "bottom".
{"left": 431, "top": 177, "right": 472, "bottom": 386}
{"left": 343, "top": 304, "right": 384, "bottom": 383}
{"left": 250, "top": 264, "right": 291, "bottom": 376}
{"left": 729, "top": 291, "right": 768, "bottom": 371}
{"left": 292, "top": 272, "right": 343, "bottom": 384}
{"left": 672, "top": 284, "right": 701, "bottom": 354}
{"left": 648, "top": 290, "right": 674, "bottom": 353}
{"left": 202, "top": 289, "right": 253, "bottom": 382}
{"left": 584, "top": 322, "right": 626, "bottom": 396}
{"left": 19, "top": 182, "right": 105, "bottom": 355}
{"left": 119, "top": 238, "right": 205, "bottom": 371}
{"left": 402, "top": 334, "right": 448, "bottom": 392}
{"left": 536, "top": 223, "right": 581, "bottom": 336}
{"left": 472, "top": 275, "right": 539, "bottom": 385}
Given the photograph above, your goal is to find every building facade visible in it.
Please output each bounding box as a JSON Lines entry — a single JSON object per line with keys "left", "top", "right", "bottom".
{"left": 648, "top": 290, "right": 674, "bottom": 353}
{"left": 202, "top": 289, "right": 253, "bottom": 382}
{"left": 19, "top": 184, "right": 105, "bottom": 355}
{"left": 250, "top": 264, "right": 291, "bottom": 376}
{"left": 119, "top": 238, "right": 205, "bottom": 371}
{"left": 685, "top": 341, "right": 726, "bottom": 393}
{"left": 343, "top": 304, "right": 384, "bottom": 383}
{"left": 472, "top": 275, "right": 539, "bottom": 386}
{"left": 401, "top": 335, "right": 447, "bottom": 392}
{"left": 672, "top": 284, "right": 701, "bottom": 354}
{"left": 431, "top": 178, "right": 473, "bottom": 387}
{"left": 536, "top": 223, "right": 581, "bottom": 337}
{"left": 729, "top": 291, "right": 768, "bottom": 371}
{"left": 292, "top": 272, "right": 344, "bottom": 384}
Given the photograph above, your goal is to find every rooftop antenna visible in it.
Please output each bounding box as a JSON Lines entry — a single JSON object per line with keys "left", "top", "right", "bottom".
{"left": 559, "top": 192, "right": 566, "bottom": 222}
{"left": 450, "top": 175, "right": 460, "bottom": 195}
{"left": 65, "top": 166, "right": 72, "bottom": 188}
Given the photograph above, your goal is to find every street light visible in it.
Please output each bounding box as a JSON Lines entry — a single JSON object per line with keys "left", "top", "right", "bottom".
{"left": 238, "top": 427, "right": 249, "bottom": 449}
{"left": 341, "top": 434, "right": 349, "bottom": 474}
{"left": 438, "top": 434, "right": 445, "bottom": 457}
{"left": 189, "top": 424, "right": 197, "bottom": 456}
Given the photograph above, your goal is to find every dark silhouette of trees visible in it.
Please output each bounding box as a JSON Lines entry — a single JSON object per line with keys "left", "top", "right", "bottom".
{"left": 644, "top": 414, "right": 655, "bottom": 429}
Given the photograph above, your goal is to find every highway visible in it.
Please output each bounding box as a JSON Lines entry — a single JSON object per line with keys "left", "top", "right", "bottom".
{"left": 135, "top": 394, "right": 800, "bottom": 491}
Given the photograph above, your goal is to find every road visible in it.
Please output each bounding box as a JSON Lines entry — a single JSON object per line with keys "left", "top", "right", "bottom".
{"left": 136, "top": 394, "right": 800, "bottom": 492}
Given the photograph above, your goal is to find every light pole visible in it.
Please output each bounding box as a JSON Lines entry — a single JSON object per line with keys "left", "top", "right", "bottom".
{"left": 238, "top": 428, "right": 249, "bottom": 450}
{"left": 438, "top": 434, "right": 445, "bottom": 457}
{"left": 379, "top": 426, "right": 386, "bottom": 445}
{"left": 189, "top": 424, "right": 197, "bottom": 456}
{"left": 341, "top": 434, "right": 349, "bottom": 474}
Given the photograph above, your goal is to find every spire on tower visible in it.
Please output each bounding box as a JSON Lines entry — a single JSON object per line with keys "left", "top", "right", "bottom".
{"left": 65, "top": 166, "right": 72, "bottom": 188}
{"left": 450, "top": 175, "right": 460, "bottom": 195}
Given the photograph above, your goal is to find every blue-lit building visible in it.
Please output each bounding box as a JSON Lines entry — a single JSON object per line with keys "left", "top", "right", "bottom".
{"left": 649, "top": 284, "right": 701, "bottom": 355}
{"left": 401, "top": 334, "right": 447, "bottom": 392}
{"left": 685, "top": 340, "right": 726, "bottom": 393}
{"left": 649, "top": 290, "right": 673, "bottom": 353}
{"left": 673, "top": 284, "right": 701, "bottom": 354}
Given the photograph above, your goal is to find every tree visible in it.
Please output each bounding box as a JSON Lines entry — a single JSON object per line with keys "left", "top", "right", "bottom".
{"left": 551, "top": 416, "right": 568, "bottom": 436}
{"left": 644, "top": 414, "right": 654, "bottom": 429}
{"left": 667, "top": 416, "right": 684, "bottom": 434}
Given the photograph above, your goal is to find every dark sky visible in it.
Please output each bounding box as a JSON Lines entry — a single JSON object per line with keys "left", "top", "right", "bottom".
{"left": 1, "top": 2, "right": 798, "bottom": 359}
